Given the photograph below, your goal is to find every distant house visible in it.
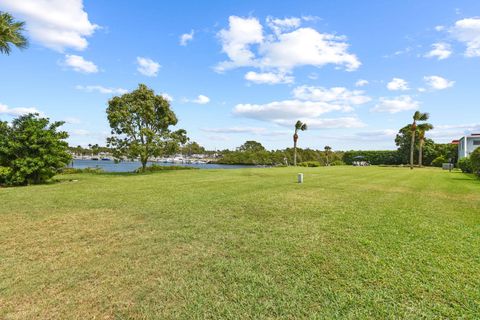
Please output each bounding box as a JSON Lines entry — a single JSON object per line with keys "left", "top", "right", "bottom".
{"left": 457, "top": 134, "right": 480, "bottom": 159}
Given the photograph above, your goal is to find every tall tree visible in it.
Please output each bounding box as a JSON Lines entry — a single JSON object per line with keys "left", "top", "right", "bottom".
{"left": 417, "top": 123, "right": 433, "bottom": 167}
{"left": 0, "top": 12, "right": 28, "bottom": 55}
{"left": 238, "top": 140, "right": 266, "bottom": 153}
{"left": 324, "top": 145, "right": 332, "bottom": 166}
{"left": 293, "top": 120, "right": 307, "bottom": 166}
{"left": 409, "top": 111, "right": 429, "bottom": 169}
{"left": 106, "top": 84, "right": 188, "bottom": 171}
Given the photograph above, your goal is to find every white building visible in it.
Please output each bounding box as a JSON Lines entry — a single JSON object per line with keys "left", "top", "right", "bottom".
{"left": 458, "top": 134, "right": 480, "bottom": 159}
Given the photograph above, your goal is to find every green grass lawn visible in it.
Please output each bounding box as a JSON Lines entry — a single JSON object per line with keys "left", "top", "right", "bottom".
{"left": 1, "top": 166, "right": 479, "bottom": 319}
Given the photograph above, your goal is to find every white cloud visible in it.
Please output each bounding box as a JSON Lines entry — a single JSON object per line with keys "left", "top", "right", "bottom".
{"left": 266, "top": 16, "right": 301, "bottom": 35}
{"left": 430, "top": 123, "right": 480, "bottom": 140}
{"left": 371, "top": 96, "right": 419, "bottom": 113}
{"left": 292, "top": 86, "right": 371, "bottom": 106}
{"left": 423, "top": 75, "right": 455, "bottom": 90}
{"left": 75, "top": 85, "right": 128, "bottom": 94}
{"left": 356, "top": 129, "right": 397, "bottom": 138}
{"left": 136, "top": 57, "right": 160, "bottom": 77}
{"left": 0, "top": 103, "right": 41, "bottom": 116}
{"left": 216, "top": 16, "right": 264, "bottom": 71}
{"left": 386, "top": 78, "right": 409, "bottom": 91}
{"left": 274, "top": 117, "right": 366, "bottom": 129}
{"left": 201, "top": 127, "right": 267, "bottom": 134}
{"left": 435, "top": 25, "right": 445, "bottom": 31}
{"left": 355, "top": 79, "right": 369, "bottom": 87}
{"left": 187, "top": 95, "right": 210, "bottom": 104}
{"left": 161, "top": 93, "right": 173, "bottom": 102}
{"left": 216, "top": 16, "right": 360, "bottom": 74}
{"left": 450, "top": 17, "right": 480, "bottom": 57}
{"left": 0, "top": 0, "right": 98, "bottom": 51}
{"left": 244, "top": 71, "right": 294, "bottom": 84}
{"left": 63, "top": 54, "right": 98, "bottom": 73}
{"left": 180, "top": 30, "right": 194, "bottom": 46}
{"left": 425, "top": 42, "right": 452, "bottom": 60}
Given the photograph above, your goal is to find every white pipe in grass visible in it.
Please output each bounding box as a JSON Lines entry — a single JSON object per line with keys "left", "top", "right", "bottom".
{"left": 298, "top": 173, "right": 304, "bottom": 183}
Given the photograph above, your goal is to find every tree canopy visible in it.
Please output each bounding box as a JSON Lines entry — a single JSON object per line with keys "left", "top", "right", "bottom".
{"left": 106, "top": 84, "right": 188, "bottom": 170}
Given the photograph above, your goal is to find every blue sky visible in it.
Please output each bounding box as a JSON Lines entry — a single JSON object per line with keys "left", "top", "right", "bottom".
{"left": 1, "top": 0, "right": 480, "bottom": 151}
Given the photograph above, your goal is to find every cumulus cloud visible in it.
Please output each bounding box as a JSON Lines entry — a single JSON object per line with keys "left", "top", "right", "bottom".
{"left": 63, "top": 54, "right": 98, "bottom": 73}
{"left": 136, "top": 57, "right": 161, "bottom": 77}
{"left": 386, "top": 78, "right": 409, "bottom": 91}
{"left": 0, "top": 103, "right": 41, "bottom": 116}
{"left": 244, "top": 71, "right": 294, "bottom": 84}
{"left": 216, "top": 15, "right": 360, "bottom": 76}
{"left": 233, "top": 84, "right": 368, "bottom": 129}
{"left": 184, "top": 95, "right": 210, "bottom": 104}
{"left": 423, "top": 75, "right": 455, "bottom": 90}
{"left": 371, "top": 96, "right": 419, "bottom": 113}
{"left": 180, "top": 30, "right": 194, "bottom": 46}
{"left": 292, "top": 86, "right": 371, "bottom": 106}
{"left": 450, "top": 17, "right": 480, "bottom": 57}
{"left": 425, "top": 42, "right": 452, "bottom": 60}
{"left": 355, "top": 79, "right": 369, "bottom": 87}
{"left": 75, "top": 85, "right": 128, "bottom": 94}
{"left": 0, "top": 0, "right": 98, "bottom": 51}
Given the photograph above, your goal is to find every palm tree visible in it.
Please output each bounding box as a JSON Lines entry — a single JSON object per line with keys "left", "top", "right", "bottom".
{"left": 293, "top": 120, "right": 307, "bottom": 166}
{"left": 409, "top": 111, "right": 429, "bottom": 169}
{"left": 417, "top": 123, "right": 433, "bottom": 167}
{"left": 0, "top": 12, "right": 28, "bottom": 55}
{"left": 324, "top": 145, "right": 332, "bottom": 166}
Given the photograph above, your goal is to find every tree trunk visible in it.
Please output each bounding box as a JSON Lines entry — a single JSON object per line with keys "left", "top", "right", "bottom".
{"left": 293, "top": 140, "right": 297, "bottom": 166}
{"left": 141, "top": 155, "right": 148, "bottom": 172}
{"left": 418, "top": 139, "right": 424, "bottom": 167}
{"left": 410, "top": 130, "right": 416, "bottom": 170}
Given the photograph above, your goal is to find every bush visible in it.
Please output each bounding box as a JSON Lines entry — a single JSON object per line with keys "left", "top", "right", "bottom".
{"left": 135, "top": 164, "right": 197, "bottom": 173}
{"left": 330, "top": 160, "right": 345, "bottom": 166}
{"left": 298, "top": 161, "right": 321, "bottom": 167}
{"left": 431, "top": 155, "right": 447, "bottom": 167}
{"left": 0, "top": 166, "right": 12, "bottom": 185}
{"left": 343, "top": 150, "right": 402, "bottom": 165}
{"left": 0, "top": 114, "right": 71, "bottom": 185}
{"left": 59, "top": 167, "right": 104, "bottom": 174}
{"left": 457, "top": 157, "right": 473, "bottom": 173}
{"left": 470, "top": 148, "right": 480, "bottom": 177}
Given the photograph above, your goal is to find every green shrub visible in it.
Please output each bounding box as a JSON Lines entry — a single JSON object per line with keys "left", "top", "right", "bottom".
{"left": 330, "top": 160, "right": 345, "bottom": 166}
{"left": 342, "top": 150, "right": 402, "bottom": 165}
{"left": 135, "top": 164, "right": 197, "bottom": 173}
{"left": 431, "top": 155, "right": 447, "bottom": 167}
{"left": 0, "top": 166, "right": 12, "bottom": 185}
{"left": 457, "top": 157, "right": 473, "bottom": 173}
{"left": 470, "top": 148, "right": 480, "bottom": 177}
{"left": 298, "top": 161, "right": 321, "bottom": 167}
{"left": 59, "top": 167, "right": 104, "bottom": 174}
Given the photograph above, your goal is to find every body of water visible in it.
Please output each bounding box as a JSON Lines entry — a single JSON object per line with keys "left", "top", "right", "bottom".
{"left": 70, "top": 159, "right": 254, "bottom": 172}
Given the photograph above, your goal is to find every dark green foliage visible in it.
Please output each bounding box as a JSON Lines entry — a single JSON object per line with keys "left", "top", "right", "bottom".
{"left": 237, "top": 140, "right": 266, "bottom": 152}
{"left": 431, "top": 155, "right": 447, "bottom": 167}
{"left": 106, "top": 84, "right": 188, "bottom": 171}
{"left": 0, "top": 114, "right": 71, "bottom": 185}
{"left": 181, "top": 142, "right": 205, "bottom": 155}
{"left": 470, "top": 148, "right": 480, "bottom": 177}
{"left": 395, "top": 124, "right": 436, "bottom": 165}
{"left": 330, "top": 160, "right": 345, "bottom": 166}
{"left": 343, "top": 150, "right": 402, "bottom": 165}
{"left": 134, "top": 164, "right": 197, "bottom": 173}
{"left": 458, "top": 157, "right": 473, "bottom": 173}
{"left": 0, "top": 166, "right": 11, "bottom": 184}
{"left": 298, "top": 161, "right": 321, "bottom": 167}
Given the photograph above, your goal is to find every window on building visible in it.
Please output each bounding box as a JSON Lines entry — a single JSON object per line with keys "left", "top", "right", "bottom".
{"left": 473, "top": 140, "right": 480, "bottom": 145}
